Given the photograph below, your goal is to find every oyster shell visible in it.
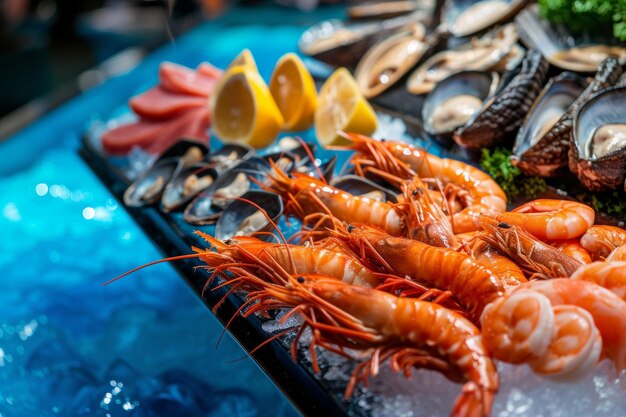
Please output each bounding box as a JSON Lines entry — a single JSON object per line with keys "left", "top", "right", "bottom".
{"left": 406, "top": 24, "right": 518, "bottom": 95}
{"left": 347, "top": 0, "right": 431, "bottom": 21}
{"left": 355, "top": 23, "right": 430, "bottom": 98}
{"left": 422, "top": 70, "right": 499, "bottom": 141}
{"left": 569, "top": 86, "right": 626, "bottom": 191}
{"left": 443, "top": 0, "right": 527, "bottom": 38}
{"left": 453, "top": 49, "right": 549, "bottom": 149}
{"left": 516, "top": 5, "right": 626, "bottom": 73}
{"left": 512, "top": 59, "right": 623, "bottom": 177}
{"left": 298, "top": 14, "right": 420, "bottom": 68}
{"left": 215, "top": 191, "right": 283, "bottom": 241}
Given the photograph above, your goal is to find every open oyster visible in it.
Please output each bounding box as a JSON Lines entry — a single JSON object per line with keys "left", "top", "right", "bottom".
{"left": 422, "top": 70, "right": 499, "bottom": 142}
{"left": 516, "top": 5, "right": 626, "bottom": 73}
{"left": 512, "top": 59, "right": 622, "bottom": 177}
{"left": 569, "top": 87, "right": 626, "bottom": 191}
{"left": 443, "top": 0, "right": 527, "bottom": 38}
{"left": 406, "top": 24, "right": 517, "bottom": 95}
{"left": 453, "top": 49, "right": 548, "bottom": 149}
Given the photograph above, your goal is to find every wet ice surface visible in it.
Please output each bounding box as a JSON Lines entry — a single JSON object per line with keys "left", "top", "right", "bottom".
{"left": 0, "top": 149, "right": 296, "bottom": 417}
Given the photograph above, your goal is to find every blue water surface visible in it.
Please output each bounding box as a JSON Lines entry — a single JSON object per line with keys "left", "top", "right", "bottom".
{"left": 0, "top": 6, "right": 342, "bottom": 417}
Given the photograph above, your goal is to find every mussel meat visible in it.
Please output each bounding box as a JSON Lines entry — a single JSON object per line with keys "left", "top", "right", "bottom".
{"left": 406, "top": 24, "right": 518, "bottom": 95}
{"left": 453, "top": 49, "right": 549, "bottom": 149}
{"left": 443, "top": 0, "right": 527, "bottom": 38}
{"left": 569, "top": 86, "right": 626, "bottom": 191}
{"left": 516, "top": 5, "right": 626, "bottom": 73}
{"left": 161, "top": 164, "right": 219, "bottom": 212}
{"left": 215, "top": 191, "right": 283, "bottom": 241}
{"left": 422, "top": 70, "right": 499, "bottom": 142}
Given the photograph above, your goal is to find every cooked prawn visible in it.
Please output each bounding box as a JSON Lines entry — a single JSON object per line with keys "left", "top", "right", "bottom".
{"left": 581, "top": 225, "right": 626, "bottom": 260}
{"left": 194, "top": 231, "right": 383, "bottom": 288}
{"left": 571, "top": 261, "right": 626, "bottom": 301}
{"left": 550, "top": 239, "right": 592, "bottom": 264}
{"left": 332, "top": 223, "right": 525, "bottom": 322}
{"left": 496, "top": 199, "right": 595, "bottom": 241}
{"left": 214, "top": 266, "right": 498, "bottom": 417}
{"left": 342, "top": 132, "right": 507, "bottom": 233}
{"left": 608, "top": 245, "right": 626, "bottom": 261}
{"left": 471, "top": 240, "right": 526, "bottom": 285}
{"left": 265, "top": 162, "right": 405, "bottom": 237}
{"left": 477, "top": 217, "right": 583, "bottom": 279}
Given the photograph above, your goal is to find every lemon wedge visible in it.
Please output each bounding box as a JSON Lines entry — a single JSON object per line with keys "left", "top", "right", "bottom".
{"left": 211, "top": 66, "right": 284, "bottom": 149}
{"left": 315, "top": 67, "right": 378, "bottom": 146}
{"left": 227, "top": 49, "right": 259, "bottom": 73}
{"left": 269, "top": 53, "right": 318, "bottom": 131}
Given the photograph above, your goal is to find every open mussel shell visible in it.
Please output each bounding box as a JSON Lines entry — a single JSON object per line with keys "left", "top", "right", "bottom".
{"left": 355, "top": 22, "right": 430, "bottom": 98}
{"left": 422, "top": 70, "right": 499, "bottom": 143}
{"left": 443, "top": 0, "right": 527, "bottom": 38}
{"left": 298, "top": 14, "right": 418, "bottom": 68}
{"left": 294, "top": 155, "right": 337, "bottom": 183}
{"left": 160, "top": 164, "right": 219, "bottom": 212}
{"left": 569, "top": 86, "right": 626, "bottom": 191}
{"left": 215, "top": 191, "right": 284, "bottom": 242}
{"left": 331, "top": 175, "right": 399, "bottom": 202}
{"left": 516, "top": 5, "right": 626, "bottom": 73}
{"left": 512, "top": 59, "right": 623, "bottom": 177}
{"left": 453, "top": 49, "right": 548, "bottom": 149}
{"left": 123, "top": 158, "right": 180, "bottom": 207}
{"left": 207, "top": 143, "right": 255, "bottom": 172}
{"left": 511, "top": 72, "right": 588, "bottom": 177}
{"left": 183, "top": 167, "right": 260, "bottom": 225}
{"left": 406, "top": 23, "right": 518, "bottom": 95}
{"left": 159, "top": 139, "right": 210, "bottom": 161}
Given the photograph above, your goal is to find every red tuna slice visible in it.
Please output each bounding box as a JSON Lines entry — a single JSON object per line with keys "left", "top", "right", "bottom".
{"left": 129, "top": 86, "right": 207, "bottom": 119}
{"left": 159, "top": 62, "right": 219, "bottom": 97}
{"left": 102, "top": 107, "right": 210, "bottom": 155}
{"left": 196, "top": 62, "right": 223, "bottom": 79}
{"left": 146, "top": 108, "right": 210, "bottom": 156}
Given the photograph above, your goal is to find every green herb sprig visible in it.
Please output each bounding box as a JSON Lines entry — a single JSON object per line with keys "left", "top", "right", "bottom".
{"left": 539, "top": 0, "right": 626, "bottom": 41}
{"left": 480, "top": 148, "right": 547, "bottom": 200}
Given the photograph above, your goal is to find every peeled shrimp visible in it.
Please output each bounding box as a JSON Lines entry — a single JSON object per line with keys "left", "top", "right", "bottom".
{"left": 496, "top": 199, "right": 594, "bottom": 241}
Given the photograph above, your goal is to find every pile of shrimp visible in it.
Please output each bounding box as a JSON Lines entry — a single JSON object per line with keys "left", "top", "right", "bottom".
{"left": 112, "top": 133, "right": 626, "bottom": 417}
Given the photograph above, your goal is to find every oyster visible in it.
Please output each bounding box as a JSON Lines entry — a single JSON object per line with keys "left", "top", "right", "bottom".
{"left": 512, "top": 59, "right": 622, "bottom": 177}
{"left": 422, "top": 70, "right": 499, "bottom": 141}
{"left": 299, "top": 14, "right": 420, "bottom": 68}
{"left": 443, "top": 0, "right": 527, "bottom": 38}
{"left": 355, "top": 23, "right": 431, "bottom": 98}
{"left": 516, "top": 5, "right": 626, "bottom": 73}
{"left": 453, "top": 49, "right": 549, "bottom": 149}
{"left": 406, "top": 24, "right": 518, "bottom": 95}
{"left": 215, "top": 191, "right": 283, "bottom": 241}
{"left": 569, "top": 86, "right": 626, "bottom": 191}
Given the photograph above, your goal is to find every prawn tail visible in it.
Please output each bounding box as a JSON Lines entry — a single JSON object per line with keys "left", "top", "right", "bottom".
{"left": 451, "top": 382, "right": 494, "bottom": 417}
{"left": 194, "top": 230, "right": 227, "bottom": 251}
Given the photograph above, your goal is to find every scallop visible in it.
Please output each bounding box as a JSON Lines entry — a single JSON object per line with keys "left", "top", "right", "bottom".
{"left": 569, "top": 87, "right": 626, "bottom": 191}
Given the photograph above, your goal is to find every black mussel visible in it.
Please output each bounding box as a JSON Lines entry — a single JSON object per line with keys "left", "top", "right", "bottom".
{"left": 298, "top": 14, "right": 418, "bottom": 68}
{"left": 158, "top": 139, "right": 210, "bottom": 161}
{"left": 331, "top": 175, "right": 399, "bottom": 203}
{"left": 443, "top": 0, "right": 526, "bottom": 38}
{"left": 569, "top": 86, "right": 626, "bottom": 191}
{"left": 512, "top": 60, "right": 622, "bottom": 177}
{"left": 295, "top": 155, "right": 337, "bottom": 183}
{"left": 422, "top": 70, "right": 499, "bottom": 143}
{"left": 453, "top": 49, "right": 548, "bottom": 149}
{"left": 183, "top": 168, "right": 262, "bottom": 225}
{"left": 207, "top": 143, "right": 255, "bottom": 174}
{"left": 160, "top": 164, "right": 219, "bottom": 212}
{"left": 215, "top": 191, "right": 283, "bottom": 241}
{"left": 123, "top": 146, "right": 204, "bottom": 207}
{"left": 406, "top": 24, "right": 518, "bottom": 95}
{"left": 516, "top": 5, "right": 626, "bottom": 73}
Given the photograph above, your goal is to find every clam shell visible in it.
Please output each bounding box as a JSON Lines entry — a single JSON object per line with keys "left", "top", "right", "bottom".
{"left": 569, "top": 86, "right": 626, "bottom": 191}
{"left": 453, "top": 49, "right": 549, "bottom": 149}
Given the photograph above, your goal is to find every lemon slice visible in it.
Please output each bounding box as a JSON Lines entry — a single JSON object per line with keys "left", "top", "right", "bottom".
{"left": 269, "top": 53, "right": 318, "bottom": 131}
{"left": 227, "top": 49, "right": 259, "bottom": 73}
{"left": 211, "top": 66, "right": 284, "bottom": 149}
{"left": 315, "top": 67, "right": 378, "bottom": 146}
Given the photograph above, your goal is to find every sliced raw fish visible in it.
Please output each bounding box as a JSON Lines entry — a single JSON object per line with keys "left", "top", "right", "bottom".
{"left": 159, "top": 62, "right": 219, "bottom": 97}
{"left": 102, "top": 107, "right": 209, "bottom": 155}
{"left": 129, "top": 86, "right": 208, "bottom": 119}
{"left": 146, "top": 108, "right": 210, "bottom": 156}
{"left": 196, "top": 62, "right": 223, "bottom": 79}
